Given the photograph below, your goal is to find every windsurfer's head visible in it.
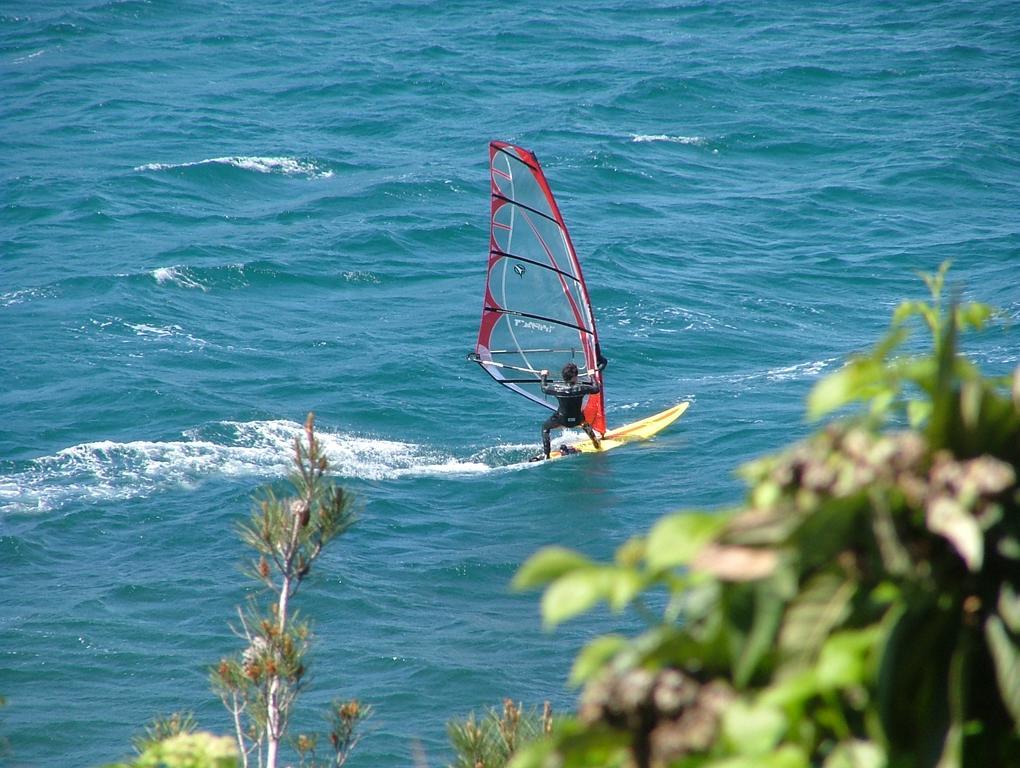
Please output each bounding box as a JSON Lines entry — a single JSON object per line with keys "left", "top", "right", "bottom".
{"left": 562, "top": 362, "right": 579, "bottom": 383}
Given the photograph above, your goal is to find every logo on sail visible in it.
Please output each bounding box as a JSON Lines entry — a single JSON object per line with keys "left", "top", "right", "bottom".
{"left": 513, "top": 317, "right": 554, "bottom": 333}
{"left": 514, "top": 263, "right": 526, "bottom": 277}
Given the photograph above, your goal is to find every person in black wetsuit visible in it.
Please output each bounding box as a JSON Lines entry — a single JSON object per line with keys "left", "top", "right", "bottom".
{"left": 537, "top": 350, "right": 608, "bottom": 460}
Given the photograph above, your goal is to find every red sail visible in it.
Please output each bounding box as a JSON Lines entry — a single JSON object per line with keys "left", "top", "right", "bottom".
{"left": 472, "top": 142, "right": 605, "bottom": 434}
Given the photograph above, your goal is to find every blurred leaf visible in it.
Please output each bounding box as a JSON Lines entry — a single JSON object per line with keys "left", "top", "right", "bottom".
{"left": 607, "top": 567, "right": 647, "bottom": 612}
{"left": 998, "top": 584, "right": 1020, "bottom": 634}
{"left": 869, "top": 389, "right": 895, "bottom": 419}
{"left": 892, "top": 299, "right": 931, "bottom": 327}
{"left": 1000, "top": 535, "right": 1020, "bottom": 562}
{"left": 508, "top": 720, "right": 629, "bottom": 768}
{"left": 778, "top": 573, "right": 855, "bottom": 670}
{"left": 876, "top": 599, "right": 960, "bottom": 761}
{"left": 960, "top": 380, "right": 983, "bottom": 430}
{"left": 514, "top": 547, "right": 594, "bottom": 590}
{"left": 926, "top": 498, "right": 983, "bottom": 571}
{"left": 807, "top": 351, "right": 901, "bottom": 421}
{"left": 614, "top": 535, "right": 645, "bottom": 568}
{"left": 722, "top": 699, "right": 787, "bottom": 756}
{"left": 907, "top": 399, "right": 933, "bottom": 428}
{"left": 122, "top": 732, "right": 240, "bottom": 768}
{"left": 540, "top": 569, "right": 607, "bottom": 628}
{"left": 569, "top": 635, "right": 628, "bottom": 687}
{"left": 807, "top": 367, "right": 857, "bottom": 421}
{"left": 704, "top": 745, "right": 809, "bottom": 768}
{"left": 692, "top": 544, "right": 778, "bottom": 581}
{"left": 759, "top": 668, "right": 818, "bottom": 710}
{"left": 646, "top": 512, "right": 728, "bottom": 572}
{"left": 955, "top": 302, "right": 992, "bottom": 331}
{"left": 731, "top": 581, "right": 785, "bottom": 687}
{"left": 822, "top": 739, "right": 886, "bottom": 768}
{"left": 722, "top": 507, "right": 800, "bottom": 547}
{"left": 920, "top": 260, "right": 951, "bottom": 306}
{"left": 984, "top": 615, "right": 1020, "bottom": 727}
{"left": 816, "top": 628, "right": 880, "bottom": 691}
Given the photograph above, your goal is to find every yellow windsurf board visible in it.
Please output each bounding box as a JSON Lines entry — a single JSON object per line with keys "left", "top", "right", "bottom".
{"left": 543, "top": 401, "right": 690, "bottom": 461}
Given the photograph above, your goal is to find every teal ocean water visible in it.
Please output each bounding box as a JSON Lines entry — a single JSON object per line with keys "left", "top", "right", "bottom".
{"left": 2, "top": 2, "right": 1018, "bottom": 765}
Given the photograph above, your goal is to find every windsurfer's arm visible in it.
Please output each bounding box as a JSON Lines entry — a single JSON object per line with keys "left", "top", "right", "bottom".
{"left": 540, "top": 369, "right": 553, "bottom": 394}
{"left": 596, "top": 343, "right": 608, "bottom": 372}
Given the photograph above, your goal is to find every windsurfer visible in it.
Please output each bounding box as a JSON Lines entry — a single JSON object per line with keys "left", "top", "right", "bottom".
{"left": 536, "top": 353, "right": 607, "bottom": 460}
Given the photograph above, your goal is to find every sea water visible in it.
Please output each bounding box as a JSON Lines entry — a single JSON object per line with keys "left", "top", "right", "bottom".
{"left": 2, "top": 1, "right": 1018, "bottom": 765}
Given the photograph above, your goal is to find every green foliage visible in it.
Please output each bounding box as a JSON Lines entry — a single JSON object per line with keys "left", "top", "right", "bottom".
{"left": 511, "top": 265, "right": 1020, "bottom": 768}
{"left": 293, "top": 698, "right": 373, "bottom": 768}
{"left": 447, "top": 700, "right": 554, "bottom": 768}
{"left": 107, "top": 732, "right": 239, "bottom": 768}
{"left": 132, "top": 712, "right": 199, "bottom": 755}
{"left": 209, "top": 414, "right": 365, "bottom": 768}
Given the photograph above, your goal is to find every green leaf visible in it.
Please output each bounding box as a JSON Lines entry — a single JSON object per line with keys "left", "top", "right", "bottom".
{"left": 907, "top": 398, "right": 932, "bottom": 428}
{"left": 129, "top": 732, "right": 240, "bottom": 768}
{"left": 722, "top": 699, "right": 787, "bottom": 756}
{"left": 822, "top": 740, "right": 886, "bottom": 768}
{"left": 704, "top": 750, "right": 810, "bottom": 768}
{"left": 816, "top": 628, "right": 880, "bottom": 691}
{"left": 734, "top": 582, "right": 785, "bottom": 687}
{"left": 607, "top": 566, "right": 646, "bottom": 612}
{"left": 892, "top": 300, "right": 929, "bottom": 327}
{"left": 920, "top": 260, "right": 951, "bottom": 305}
{"left": 759, "top": 669, "right": 818, "bottom": 710}
{"left": 569, "top": 635, "right": 628, "bottom": 687}
{"left": 998, "top": 584, "right": 1020, "bottom": 634}
{"left": 614, "top": 535, "right": 646, "bottom": 567}
{"left": 985, "top": 614, "right": 1020, "bottom": 727}
{"left": 646, "top": 512, "right": 727, "bottom": 572}
{"left": 778, "top": 573, "right": 855, "bottom": 670}
{"left": 807, "top": 367, "right": 856, "bottom": 420}
{"left": 541, "top": 569, "right": 607, "bottom": 628}
{"left": 514, "top": 547, "right": 594, "bottom": 590}
{"left": 955, "top": 302, "right": 993, "bottom": 331}
{"left": 509, "top": 720, "right": 630, "bottom": 768}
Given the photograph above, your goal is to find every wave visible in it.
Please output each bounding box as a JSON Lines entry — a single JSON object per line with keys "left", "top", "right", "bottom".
{"left": 763, "top": 358, "right": 838, "bottom": 382}
{"left": 121, "top": 321, "right": 208, "bottom": 347}
{"left": 133, "top": 156, "right": 334, "bottom": 178}
{"left": 12, "top": 49, "right": 45, "bottom": 64}
{"left": 152, "top": 265, "right": 209, "bottom": 291}
{"left": 2, "top": 260, "right": 348, "bottom": 311}
{"left": 631, "top": 134, "right": 708, "bottom": 145}
{"left": 0, "top": 420, "right": 497, "bottom": 514}
{"left": 682, "top": 357, "right": 839, "bottom": 387}
{"left": 0, "top": 286, "right": 54, "bottom": 308}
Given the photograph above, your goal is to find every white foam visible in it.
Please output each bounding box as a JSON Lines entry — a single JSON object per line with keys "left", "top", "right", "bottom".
{"left": 1, "top": 287, "right": 50, "bottom": 307}
{"left": 134, "top": 156, "right": 333, "bottom": 178}
{"left": 0, "top": 420, "right": 498, "bottom": 514}
{"left": 765, "top": 358, "right": 837, "bottom": 382}
{"left": 631, "top": 134, "right": 707, "bottom": 145}
{"left": 122, "top": 321, "right": 208, "bottom": 348}
{"left": 342, "top": 271, "right": 380, "bottom": 284}
{"left": 12, "top": 50, "right": 45, "bottom": 64}
{"left": 125, "top": 322, "right": 176, "bottom": 337}
{"left": 152, "top": 266, "right": 208, "bottom": 291}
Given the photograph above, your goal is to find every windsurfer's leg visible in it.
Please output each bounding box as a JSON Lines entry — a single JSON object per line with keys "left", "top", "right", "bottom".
{"left": 542, "top": 415, "right": 560, "bottom": 459}
{"left": 583, "top": 423, "right": 601, "bottom": 449}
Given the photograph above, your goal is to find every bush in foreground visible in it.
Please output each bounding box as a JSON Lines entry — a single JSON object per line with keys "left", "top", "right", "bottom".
{"left": 511, "top": 265, "right": 1019, "bottom": 768}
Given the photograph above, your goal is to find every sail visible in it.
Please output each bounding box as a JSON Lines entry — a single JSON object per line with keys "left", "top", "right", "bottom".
{"left": 470, "top": 141, "right": 606, "bottom": 434}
